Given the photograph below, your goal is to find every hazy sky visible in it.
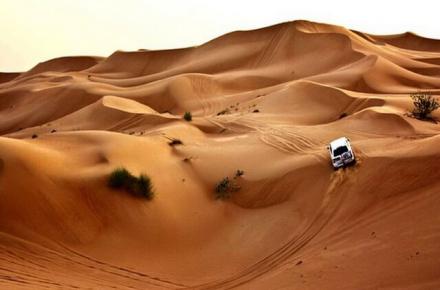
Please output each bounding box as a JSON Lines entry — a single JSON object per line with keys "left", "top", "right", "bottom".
{"left": 1, "top": 0, "right": 438, "bottom": 72}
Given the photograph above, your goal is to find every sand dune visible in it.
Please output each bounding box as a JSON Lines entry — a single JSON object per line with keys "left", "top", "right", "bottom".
{"left": 1, "top": 20, "right": 440, "bottom": 289}
{"left": 0, "top": 73, "right": 20, "bottom": 84}
{"left": 18, "top": 56, "right": 103, "bottom": 79}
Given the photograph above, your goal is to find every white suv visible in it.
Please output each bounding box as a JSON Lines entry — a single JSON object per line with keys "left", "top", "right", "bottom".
{"left": 327, "top": 137, "right": 356, "bottom": 169}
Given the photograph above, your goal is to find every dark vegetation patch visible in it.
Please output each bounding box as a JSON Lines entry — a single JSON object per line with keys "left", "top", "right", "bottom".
{"left": 183, "top": 112, "right": 192, "bottom": 121}
{"left": 214, "top": 169, "right": 245, "bottom": 200}
{"left": 411, "top": 92, "right": 439, "bottom": 121}
{"left": 339, "top": 112, "right": 348, "bottom": 119}
{"left": 168, "top": 139, "right": 183, "bottom": 146}
{"left": 108, "top": 168, "right": 154, "bottom": 200}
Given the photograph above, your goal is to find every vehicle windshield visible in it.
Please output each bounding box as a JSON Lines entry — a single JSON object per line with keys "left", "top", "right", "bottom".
{"left": 333, "top": 145, "right": 348, "bottom": 156}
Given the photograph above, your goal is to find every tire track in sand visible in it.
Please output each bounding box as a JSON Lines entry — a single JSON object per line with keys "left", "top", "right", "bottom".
{"left": 193, "top": 169, "right": 350, "bottom": 290}
{"left": 0, "top": 233, "right": 188, "bottom": 289}
{"left": 209, "top": 116, "right": 322, "bottom": 154}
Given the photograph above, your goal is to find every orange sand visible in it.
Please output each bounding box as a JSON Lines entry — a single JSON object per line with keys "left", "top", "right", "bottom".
{"left": 1, "top": 20, "right": 440, "bottom": 289}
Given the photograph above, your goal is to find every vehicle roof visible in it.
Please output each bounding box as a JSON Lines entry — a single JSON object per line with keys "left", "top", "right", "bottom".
{"left": 329, "top": 137, "right": 349, "bottom": 148}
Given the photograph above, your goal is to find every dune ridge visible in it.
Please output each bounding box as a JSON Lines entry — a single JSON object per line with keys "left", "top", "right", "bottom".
{"left": 1, "top": 20, "right": 440, "bottom": 289}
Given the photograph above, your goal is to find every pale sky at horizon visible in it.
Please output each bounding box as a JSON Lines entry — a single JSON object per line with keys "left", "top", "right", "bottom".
{"left": 0, "top": 0, "right": 439, "bottom": 72}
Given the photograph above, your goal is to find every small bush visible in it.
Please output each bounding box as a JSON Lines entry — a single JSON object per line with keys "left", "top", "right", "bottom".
{"left": 109, "top": 168, "right": 134, "bottom": 188}
{"left": 339, "top": 112, "right": 348, "bottom": 119}
{"left": 31, "top": 134, "right": 38, "bottom": 139}
{"left": 168, "top": 139, "right": 183, "bottom": 146}
{"left": 183, "top": 156, "right": 192, "bottom": 162}
{"left": 214, "top": 177, "right": 240, "bottom": 200}
{"left": 134, "top": 174, "right": 154, "bottom": 200}
{"left": 411, "top": 92, "right": 439, "bottom": 120}
{"left": 183, "top": 112, "right": 192, "bottom": 121}
{"left": 217, "top": 108, "right": 231, "bottom": 116}
{"left": 252, "top": 109, "right": 260, "bottom": 113}
{"left": 108, "top": 167, "right": 154, "bottom": 199}
{"left": 235, "top": 169, "right": 244, "bottom": 177}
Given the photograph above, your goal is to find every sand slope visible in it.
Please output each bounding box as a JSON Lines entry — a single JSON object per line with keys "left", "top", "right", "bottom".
{"left": 1, "top": 20, "right": 440, "bottom": 289}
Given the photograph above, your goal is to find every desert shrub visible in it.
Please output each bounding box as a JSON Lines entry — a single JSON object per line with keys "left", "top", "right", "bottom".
{"left": 339, "top": 112, "right": 348, "bottom": 119}
{"left": 214, "top": 177, "right": 240, "bottom": 199}
{"left": 183, "top": 111, "right": 192, "bottom": 121}
{"left": 108, "top": 168, "right": 154, "bottom": 199}
{"left": 235, "top": 169, "right": 244, "bottom": 177}
{"left": 31, "top": 134, "right": 38, "bottom": 139}
{"left": 411, "top": 92, "right": 439, "bottom": 120}
{"left": 217, "top": 108, "right": 231, "bottom": 116}
{"left": 133, "top": 174, "right": 154, "bottom": 200}
{"left": 252, "top": 109, "right": 260, "bottom": 113}
{"left": 109, "top": 168, "right": 134, "bottom": 188}
{"left": 168, "top": 138, "right": 183, "bottom": 146}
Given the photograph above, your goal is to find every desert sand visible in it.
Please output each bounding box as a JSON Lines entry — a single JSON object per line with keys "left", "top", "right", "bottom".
{"left": 1, "top": 20, "right": 440, "bottom": 289}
